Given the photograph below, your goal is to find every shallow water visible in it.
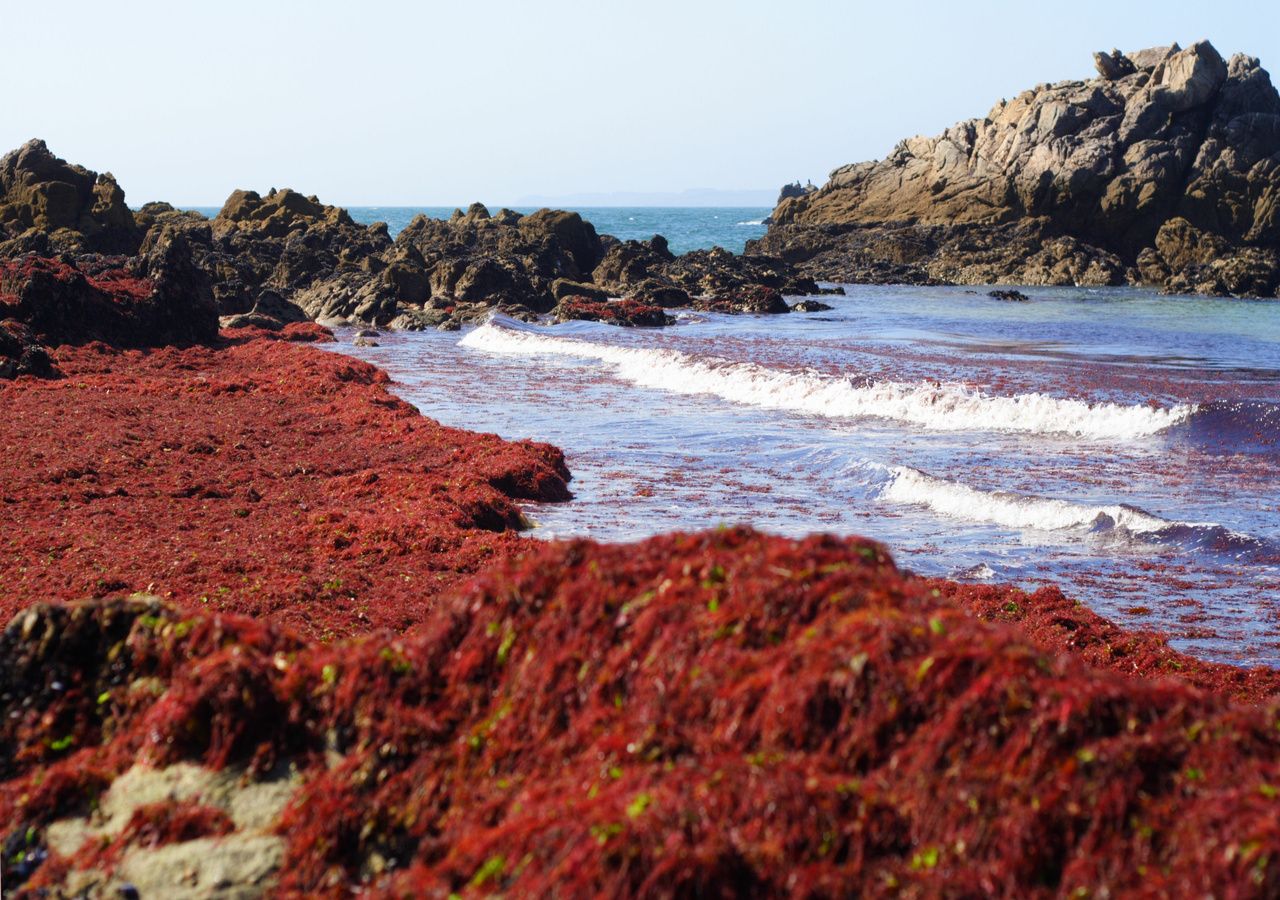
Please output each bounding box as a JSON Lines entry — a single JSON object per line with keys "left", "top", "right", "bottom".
{"left": 339, "top": 284, "right": 1280, "bottom": 666}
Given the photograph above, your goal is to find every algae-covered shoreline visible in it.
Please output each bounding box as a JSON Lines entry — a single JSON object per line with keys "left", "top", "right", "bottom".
{"left": 3, "top": 117, "right": 1280, "bottom": 894}
{"left": 0, "top": 323, "right": 1277, "bottom": 894}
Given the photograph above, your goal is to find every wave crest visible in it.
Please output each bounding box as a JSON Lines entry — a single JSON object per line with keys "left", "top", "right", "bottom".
{"left": 460, "top": 317, "right": 1195, "bottom": 440}
{"left": 881, "top": 466, "right": 1271, "bottom": 559}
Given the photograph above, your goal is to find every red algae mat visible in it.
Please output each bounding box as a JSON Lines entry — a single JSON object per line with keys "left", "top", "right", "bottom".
{"left": 3, "top": 337, "right": 1280, "bottom": 896}
{"left": 0, "top": 331, "right": 569, "bottom": 640}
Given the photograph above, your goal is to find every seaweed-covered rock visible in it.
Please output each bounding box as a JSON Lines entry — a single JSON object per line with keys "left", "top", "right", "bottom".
{"left": 5, "top": 530, "right": 1280, "bottom": 896}
{"left": 554, "top": 296, "right": 674, "bottom": 327}
{"left": 0, "top": 238, "right": 217, "bottom": 356}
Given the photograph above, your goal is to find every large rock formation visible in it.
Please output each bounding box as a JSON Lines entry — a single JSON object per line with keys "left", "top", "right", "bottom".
{"left": 753, "top": 41, "right": 1280, "bottom": 297}
{"left": 0, "top": 140, "right": 140, "bottom": 257}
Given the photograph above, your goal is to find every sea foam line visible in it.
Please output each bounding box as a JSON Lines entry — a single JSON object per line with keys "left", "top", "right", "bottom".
{"left": 460, "top": 318, "right": 1195, "bottom": 440}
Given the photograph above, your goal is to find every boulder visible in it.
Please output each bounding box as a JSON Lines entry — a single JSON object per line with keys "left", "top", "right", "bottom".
{"left": 1093, "top": 50, "right": 1136, "bottom": 81}
{"left": 790, "top": 299, "right": 834, "bottom": 312}
{"left": 0, "top": 318, "right": 56, "bottom": 379}
{"left": 693, "top": 285, "right": 790, "bottom": 315}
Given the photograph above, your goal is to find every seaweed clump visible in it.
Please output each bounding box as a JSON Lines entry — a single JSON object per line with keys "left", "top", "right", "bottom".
{"left": 2, "top": 529, "right": 1278, "bottom": 896}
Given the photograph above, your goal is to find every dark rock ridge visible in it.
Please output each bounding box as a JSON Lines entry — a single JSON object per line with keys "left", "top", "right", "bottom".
{"left": 752, "top": 41, "right": 1280, "bottom": 297}
{"left": 0, "top": 141, "right": 825, "bottom": 331}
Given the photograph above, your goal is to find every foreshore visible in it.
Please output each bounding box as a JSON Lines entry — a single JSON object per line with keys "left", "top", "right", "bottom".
{"left": 3, "top": 331, "right": 1279, "bottom": 895}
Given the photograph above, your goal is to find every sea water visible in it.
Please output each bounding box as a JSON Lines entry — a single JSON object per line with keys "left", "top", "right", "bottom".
{"left": 186, "top": 206, "right": 771, "bottom": 255}
{"left": 339, "top": 284, "right": 1280, "bottom": 667}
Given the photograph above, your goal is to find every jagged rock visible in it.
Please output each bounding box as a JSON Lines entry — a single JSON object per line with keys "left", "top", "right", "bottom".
{"left": 662, "top": 247, "right": 820, "bottom": 297}
{"left": 0, "top": 141, "right": 833, "bottom": 330}
{"left": 777, "top": 181, "right": 817, "bottom": 204}
{"left": 1094, "top": 50, "right": 1136, "bottom": 81}
{"left": 755, "top": 41, "right": 1280, "bottom": 297}
{"left": 0, "top": 140, "right": 140, "bottom": 256}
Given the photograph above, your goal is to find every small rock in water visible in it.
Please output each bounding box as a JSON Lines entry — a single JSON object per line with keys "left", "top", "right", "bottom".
{"left": 988, "top": 289, "right": 1030, "bottom": 302}
{"left": 352, "top": 336, "right": 379, "bottom": 348}
{"left": 790, "top": 299, "right": 834, "bottom": 312}
{"left": 354, "top": 328, "right": 381, "bottom": 338}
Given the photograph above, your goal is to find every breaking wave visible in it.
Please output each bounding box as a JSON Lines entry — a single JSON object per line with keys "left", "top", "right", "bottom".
{"left": 461, "top": 317, "right": 1195, "bottom": 440}
{"left": 881, "top": 465, "right": 1271, "bottom": 560}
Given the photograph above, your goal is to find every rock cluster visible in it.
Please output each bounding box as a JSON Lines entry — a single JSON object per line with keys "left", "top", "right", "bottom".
{"left": 754, "top": 41, "right": 1280, "bottom": 297}
{"left": 0, "top": 140, "right": 826, "bottom": 333}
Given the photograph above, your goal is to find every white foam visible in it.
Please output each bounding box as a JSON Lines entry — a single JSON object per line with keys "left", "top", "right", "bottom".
{"left": 881, "top": 465, "right": 1173, "bottom": 534}
{"left": 736, "top": 219, "right": 765, "bottom": 226}
{"left": 460, "top": 318, "right": 1195, "bottom": 440}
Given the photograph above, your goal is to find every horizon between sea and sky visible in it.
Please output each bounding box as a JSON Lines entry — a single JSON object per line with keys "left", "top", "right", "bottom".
{"left": 3, "top": 0, "right": 1277, "bottom": 208}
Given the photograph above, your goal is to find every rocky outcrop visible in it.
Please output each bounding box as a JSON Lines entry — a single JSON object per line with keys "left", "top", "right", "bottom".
{"left": 0, "top": 140, "right": 140, "bottom": 257}
{"left": 775, "top": 180, "right": 816, "bottom": 205}
{"left": 141, "top": 187, "right": 396, "bottom": 324}
{"left": 754, "top": 41, "right": 1280, "bottom": 297}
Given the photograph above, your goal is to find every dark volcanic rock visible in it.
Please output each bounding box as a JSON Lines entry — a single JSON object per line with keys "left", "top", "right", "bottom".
{"left": 989, "top": 289, "right": 1031, "bottom": 302}
{"left": 753, "top": 41, "right": 1280, "bottom": 297}
{"left": 0, "top": 140, "right": 140, "bottom": 257}
{"left": 0, "top": 318, "right": 56, "bottom": 379}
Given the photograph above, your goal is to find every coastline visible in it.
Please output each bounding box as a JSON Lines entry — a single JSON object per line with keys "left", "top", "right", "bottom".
{"left": 3, "top": 332, "right": 1279, "bottom": 894}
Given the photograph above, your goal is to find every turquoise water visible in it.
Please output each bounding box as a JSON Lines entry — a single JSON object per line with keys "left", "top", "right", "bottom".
{"left": 186, "top": 206, "right": 771, "bottom": 254}
{"left": 340, "top": 284, "right": 1280, "bottom": 667}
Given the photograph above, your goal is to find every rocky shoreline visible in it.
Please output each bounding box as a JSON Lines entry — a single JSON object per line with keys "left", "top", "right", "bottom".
{"left": 3, "top": 73, "right": 1280, "bottom": 894}
{"left": 752, "top": 41, "right": 1280, "bottom": 298}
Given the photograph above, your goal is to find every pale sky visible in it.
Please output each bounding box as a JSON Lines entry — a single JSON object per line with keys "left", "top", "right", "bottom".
{"left": 4, "top": 0, "right": 1277, "bottom": 206}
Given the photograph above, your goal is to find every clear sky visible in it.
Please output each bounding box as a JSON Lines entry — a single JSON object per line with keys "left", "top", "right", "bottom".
{"left": 3, "top": 0, "right": 1277, "bottom": 206}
